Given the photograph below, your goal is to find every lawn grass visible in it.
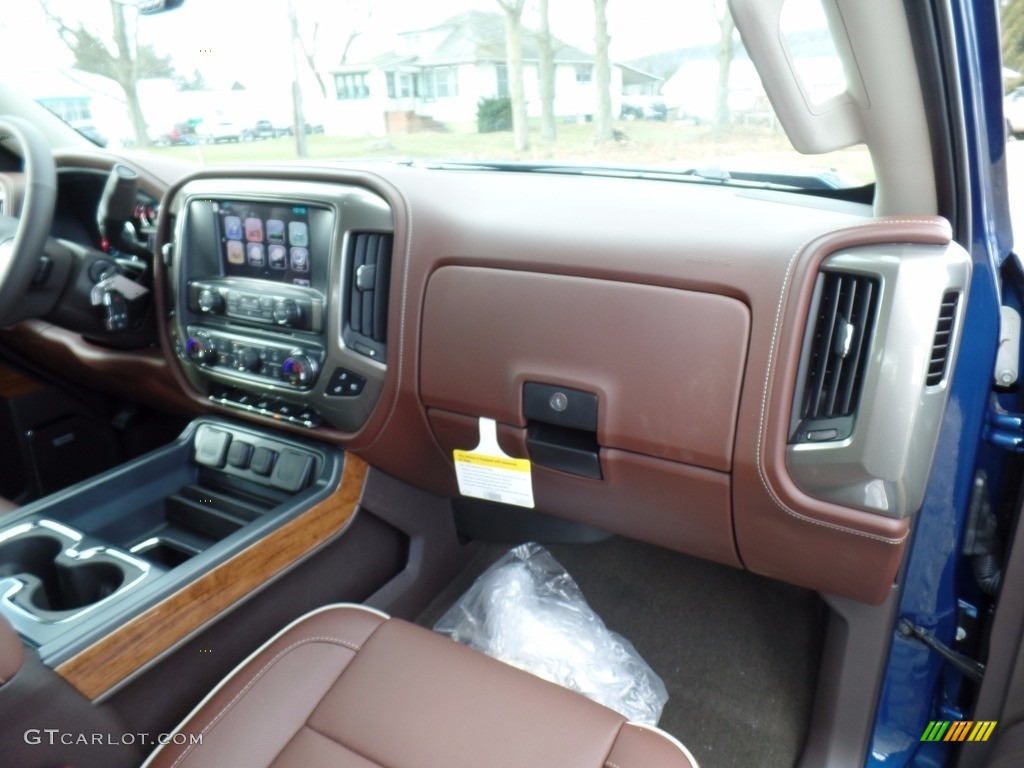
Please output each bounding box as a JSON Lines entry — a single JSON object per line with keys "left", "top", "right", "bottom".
{"left": 152, "top": 120, "right": 875, "bottom": 185}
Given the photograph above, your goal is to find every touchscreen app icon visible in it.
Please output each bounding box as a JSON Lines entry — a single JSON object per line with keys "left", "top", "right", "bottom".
{"left": 267, "top": 219, "right": 285, "bottom": 244}
{"left": 290, "top": 247, "right": 309, "bottom": 271}
{"left": 247, "top": 242, "right": 265, "bottom": 266}
{"left": 288, "top": 221, "right": 308, "bottom": 247}
{"left": 268, "top": 244, "right": 287, "bottom": 269}
{"left": 245, "top": 217, "right": 264, "bottom": 242}
{"left": 224, "top": 216, "right": 242, "bottom": 240}
{"left": 226, "top": 239, "right": 244, "bottom": 265}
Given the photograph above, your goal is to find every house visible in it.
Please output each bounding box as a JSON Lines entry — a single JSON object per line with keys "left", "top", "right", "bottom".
{"left": 325, "top": 10, "right": 645, "bottom": 136}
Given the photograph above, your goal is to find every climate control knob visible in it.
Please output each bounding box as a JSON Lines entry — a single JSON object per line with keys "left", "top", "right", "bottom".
{"left": 197, "top": 288, "right": 224, "bottom": 314}
{"left": 237, "top": 348, "right": 261, "bottom": 372}
{"left": 273, "top": 299, "right": 301, "bottom": 326}
{"left": 185, "top": 337, "right": 216, "bottom": 364}
{"left": 282, "top": 355, "right": 318, "bottom": 386}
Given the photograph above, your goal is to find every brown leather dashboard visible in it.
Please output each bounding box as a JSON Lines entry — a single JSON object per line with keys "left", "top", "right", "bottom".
{"left": 6, "top": 154, "right": 962, "bottom": 605}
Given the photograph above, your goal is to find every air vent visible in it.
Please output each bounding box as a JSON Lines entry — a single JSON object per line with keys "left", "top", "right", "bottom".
{"left": 345, "top": 232, "right": 392, "bottom": 360}
{"left": 926, "top": 292, "right": 959, "bottom": 386}
{"left": 793, "top": 271, "right": 879, "bottom": 442}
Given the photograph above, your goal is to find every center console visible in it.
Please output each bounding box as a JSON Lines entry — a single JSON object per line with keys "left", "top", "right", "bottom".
{"left": 0, "top": 417, "right": 343, "bottom": 666}
{"left": 166, "top": 178, "right": 394, "bottom": 432}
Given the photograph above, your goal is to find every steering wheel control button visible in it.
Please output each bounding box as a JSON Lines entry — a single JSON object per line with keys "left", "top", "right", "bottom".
{"left": 250, "top": 446, "right": 277, "bottom": 476}
{"left": 270, "top": 450, "right": 314, "bottom": 492}
{"left": 31, "top": 255, "right": 53, "bottom": 286}
{"left": 326, "top": 368, "right": 366, "bottom": 397}
{"left": 194, "top": 427, "right": 231, "bottom": 468}
{"left": 226, "top": 441, "right": 253, "bottom": 469}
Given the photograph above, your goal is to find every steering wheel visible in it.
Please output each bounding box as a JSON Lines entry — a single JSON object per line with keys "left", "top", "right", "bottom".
{"left": 0, "top": 116, "right": 57, "bottom": 326}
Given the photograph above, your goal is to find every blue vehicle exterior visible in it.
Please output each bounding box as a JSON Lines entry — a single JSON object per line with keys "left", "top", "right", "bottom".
{"left": 869, "top": 0, "right": 1016, "bottom": 765}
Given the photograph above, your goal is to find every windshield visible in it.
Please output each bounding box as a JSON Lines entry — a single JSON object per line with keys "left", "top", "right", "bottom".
{"left": 1, "top": 0, "right": 874, "bottom": 191}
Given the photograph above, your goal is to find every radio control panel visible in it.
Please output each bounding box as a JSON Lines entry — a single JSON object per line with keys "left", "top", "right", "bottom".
{"left": 185, "top": 326, "right": 323, "bottom": 390}
{"left": 188, "top": 281, "right": 323, "bottom": 333}
{"left": 168, "top": 178, "right": 393, "bottom": 433}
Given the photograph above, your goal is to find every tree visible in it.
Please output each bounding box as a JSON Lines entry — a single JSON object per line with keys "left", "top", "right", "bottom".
{"left": 287, "top": 0, "right": 309, "bottom": 158}
{"left": 537, "top": 0, "right": 556, "bottom": 142}
{"left": 712, "top": 0, "right": 736, "bottom": 131}
{"left": 41, "top": 0, "right": 175, "bottom": 146}
{"left": 293, "top": 0, "right": 376, "bottom": 99}
{"left": 593, "top": 0, "right": 613, "bottom": 142}
{"left": 1002, "top": 0, "right": 1024, "bottom": 90}
{"left": 497, "top": 0, "right": 530, "bottom": 151}
{"left": 174, "top": 68, "right": 208, "bottom": 92}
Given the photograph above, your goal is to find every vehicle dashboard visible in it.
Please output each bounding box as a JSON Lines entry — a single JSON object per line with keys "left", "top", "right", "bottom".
{"left": 12, "top": 153, "right": 971, "bottom": 607}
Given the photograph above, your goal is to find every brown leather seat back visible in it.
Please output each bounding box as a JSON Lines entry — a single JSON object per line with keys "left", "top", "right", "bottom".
{"left": 143, "top": 604, "right": 698, "bottom": 768}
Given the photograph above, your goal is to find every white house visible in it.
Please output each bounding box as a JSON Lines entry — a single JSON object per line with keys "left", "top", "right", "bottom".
{"left": 325, "top": 11, "right": 637, "bottom": 136}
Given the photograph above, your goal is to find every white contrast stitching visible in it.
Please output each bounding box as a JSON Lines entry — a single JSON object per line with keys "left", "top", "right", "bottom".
{"left": 166, "top": 636, "right": 361, "bottom": 768}
{"left": 755, "top": 219, "right": 946, "bottom": 543}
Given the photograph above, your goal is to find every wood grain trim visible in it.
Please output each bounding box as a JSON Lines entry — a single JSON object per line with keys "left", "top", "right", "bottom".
{"left": 55, "top": 454, "right": 368, "bottom": 701}
{"left": 0, "top": 364, "right": 43, "bottom": 399}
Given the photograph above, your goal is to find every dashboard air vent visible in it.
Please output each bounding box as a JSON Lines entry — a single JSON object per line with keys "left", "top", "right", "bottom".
{"left": 793, "top": 271, "right": 879, "bottom": 442}
{"left": 345, "top": 232, "right": 392, "bottom": 360}
{"left": 926, "top": 292, "right": 959, "bottom": 386}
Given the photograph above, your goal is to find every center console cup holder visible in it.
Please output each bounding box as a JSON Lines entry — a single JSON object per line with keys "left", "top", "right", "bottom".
{"left": 0, "top": 520, "right": 152, "bottom": 622}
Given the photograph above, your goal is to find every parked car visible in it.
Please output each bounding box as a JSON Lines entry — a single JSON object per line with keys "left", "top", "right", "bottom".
{"left": 620, "top": 99, "right": 668, "bottom": 121}
{"left": 194, "top": 118, "right": 242, "bottom": 143}
{"left": 251, "top": 119, "right": 278, "bottom": 139}
{"left": 151, "top": 121, "right": 197, "bottom": 146}
{"left": 0, "top": 1, "right": 1019, "bottom": 768}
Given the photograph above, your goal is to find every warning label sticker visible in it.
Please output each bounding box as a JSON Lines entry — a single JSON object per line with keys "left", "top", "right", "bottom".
{"left": 453, "top": 418, "right": 534, "bottom": 508}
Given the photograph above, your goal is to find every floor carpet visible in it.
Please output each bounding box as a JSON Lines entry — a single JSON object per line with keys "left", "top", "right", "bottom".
{"left": 417, "top": 536, "right": 827, "bottom": 768}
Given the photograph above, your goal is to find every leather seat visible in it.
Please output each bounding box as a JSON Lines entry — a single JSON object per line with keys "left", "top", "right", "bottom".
{"left": 143, "top": 604, "right": 698, "bottom": 768}
{"left": 0, "top": 614, "right": 24, "bottom": 687}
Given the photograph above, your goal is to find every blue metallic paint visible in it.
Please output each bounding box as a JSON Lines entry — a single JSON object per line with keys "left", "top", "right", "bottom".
{"left": 866, "top": 0, "right": 1010, "bottom": 765}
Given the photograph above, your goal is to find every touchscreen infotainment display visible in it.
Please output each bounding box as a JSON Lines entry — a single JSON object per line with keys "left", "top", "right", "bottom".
{"left": 215, "top": 200, "right": 312, "bottom": 286}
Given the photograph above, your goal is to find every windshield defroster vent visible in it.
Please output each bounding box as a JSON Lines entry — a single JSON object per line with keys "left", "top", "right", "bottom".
{"left": 344, "top": 232, "right": 392, "bottom": 361}
{"left": 926, "top": 292, "right": 959, "bottom": 386}
{"left": 792, "top": 271, "right": 880, "bottom": 444}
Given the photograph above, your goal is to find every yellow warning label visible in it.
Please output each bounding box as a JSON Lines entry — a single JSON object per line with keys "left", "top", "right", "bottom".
{"left": 453, "top": 450, "right": 531, "bottom": 472}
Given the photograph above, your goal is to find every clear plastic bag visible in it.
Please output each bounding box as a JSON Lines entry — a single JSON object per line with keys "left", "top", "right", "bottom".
{"left": 433, "top": 542, "right": 668, "bottom": 725}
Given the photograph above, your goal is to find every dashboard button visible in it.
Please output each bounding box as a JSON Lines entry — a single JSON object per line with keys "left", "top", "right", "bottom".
{"left": 273, "top": 401, "right": 299, "bottom": 418}
{"left": 237, "top": 348, "right": 261, "bottom": 371}
{"left": 296, "top": 408, "right": 323, "bottom": 427}
{"left": 326, "top": 368, "right": 366, "bottom": 397}
{"left": 197, "top": 289, "right": 224, "bottom": 314}
{"left": 273, "top": 299, "right": 301, "bottom": 326}
{"left": 282, "top": 355, "right": 318, "bottom": 386}
{"left": 194, "top": 428, "right": 231, "bottom": 468}
{"left": 227, "top": 441, "right": 253, "bottom": 469}
{"left": 270, "top": 450, "right": 314, "bottom": 492}
{"left": 250, "top": 446, "right": 277, "bottom": 476}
